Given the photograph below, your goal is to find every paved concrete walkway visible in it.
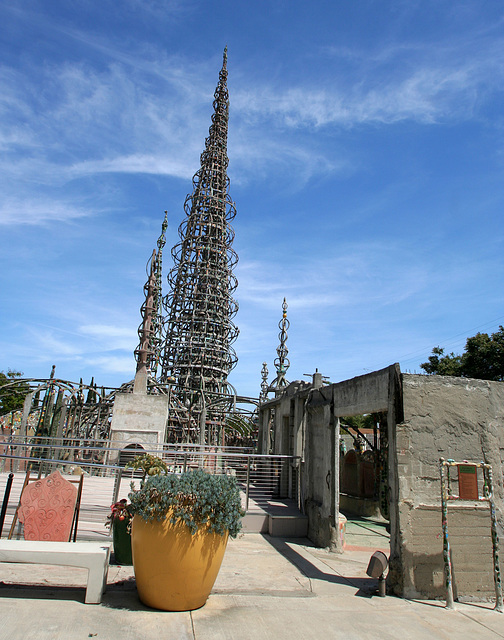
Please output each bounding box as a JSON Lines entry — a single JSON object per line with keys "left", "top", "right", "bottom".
{"left": 343, "top": 514, "right": 390, "bottom": 551}
{"left": 1, "top": 533, "right": 502, "bottom": 640}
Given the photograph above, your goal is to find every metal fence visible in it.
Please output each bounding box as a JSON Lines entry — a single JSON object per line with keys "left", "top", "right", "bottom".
{"left": 0, "top": 436, "right": 300, "bottom": 523}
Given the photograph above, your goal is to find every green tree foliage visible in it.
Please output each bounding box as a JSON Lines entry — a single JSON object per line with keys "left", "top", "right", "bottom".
{"left": 463, "top": 328, "right": 504, "bottom": 381}
{"left": 420, "top": 326, "right": 504, "bottom": 381}
{"left": 0, "top": 369, "right": 30, "bottom": 415}
{"left": 419, "top": 347, "right": 463, "bottom": 376}
{"left": 341, "top": 414, "right": 375, "bottom": 431}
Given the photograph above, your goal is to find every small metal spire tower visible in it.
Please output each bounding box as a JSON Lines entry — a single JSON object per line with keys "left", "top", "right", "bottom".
{"left": 134, "top": 213, "right": 168, "bottom": 389}
{"left": 270, "top": 298, "right": 290, "bottom": 393}
{"left": 159, "top": 48, "right": 239, "bottom": 442}
{"left": 151, "top": 212, "right": 168, "bottom": 375}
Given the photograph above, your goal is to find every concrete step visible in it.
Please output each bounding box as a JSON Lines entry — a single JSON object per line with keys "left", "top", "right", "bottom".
{"left": 241, "top": 512, "right": 268, "bottom": 533}
{"left": 268, "top": 513, "right": 308, "bottom": 537}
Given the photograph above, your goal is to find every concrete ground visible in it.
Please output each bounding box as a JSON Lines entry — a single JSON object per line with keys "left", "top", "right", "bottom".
{"left": 1, "top": 532, "right": 503, "bottom": 640}
{"left": 342, "top": 514, "right": 390, "bottom": 551}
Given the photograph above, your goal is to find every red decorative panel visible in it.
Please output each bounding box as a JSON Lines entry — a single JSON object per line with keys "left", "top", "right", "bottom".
{"left": 18, "top": 470, "right": 77, "bottom": 541}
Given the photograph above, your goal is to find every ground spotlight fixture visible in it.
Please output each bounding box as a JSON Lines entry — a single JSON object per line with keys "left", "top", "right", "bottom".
{"left": 366, "top": 550, "right": 388, "bottom": 597}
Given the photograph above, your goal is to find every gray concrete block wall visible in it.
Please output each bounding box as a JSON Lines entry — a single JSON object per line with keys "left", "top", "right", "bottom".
{"left": 391, "top": 374, "right": 504, "bottom": 600}
{"left": 331, "top": 367, "right": 390, "bottom": 418}
{"left": 399, "top": 503, "right": 495, "bottom": 600}
{"left": 258, "top": 367, "right": 503, "bottom": 601}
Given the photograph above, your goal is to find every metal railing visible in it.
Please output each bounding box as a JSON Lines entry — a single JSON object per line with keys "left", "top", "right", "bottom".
{"left": 0, "top": 436, "right": 300, "bottom": 515}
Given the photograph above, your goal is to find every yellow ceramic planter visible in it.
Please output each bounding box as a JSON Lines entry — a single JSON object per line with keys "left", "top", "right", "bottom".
{"left": 131, "top": 514, "right": 229, "bottom": 611}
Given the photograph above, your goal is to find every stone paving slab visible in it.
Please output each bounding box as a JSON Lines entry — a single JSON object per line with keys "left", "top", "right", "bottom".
{"left": 343, "top": 516, "right": 390, "bottom": 551}
{"left": 0, "top": 595, "right": 194, "bottom": 640}
{"left": 192, "top": 597, "right": 503, "bottom": 640}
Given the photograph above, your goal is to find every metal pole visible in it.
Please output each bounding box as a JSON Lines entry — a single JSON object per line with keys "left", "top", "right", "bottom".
{"left": 378, "top": 574, "right": 386, "bottom": 597}
{"left": 199, "top": 392, "right": 206, "bottom": 449}
{"left": 245, "top": 456, "right": 251, "bottom": 511}
{"left": 112, "top": 468, "right": 123, "bottom": 505}
{"left": 439, "top": 458, "right": 455, "bottom": 609}
{"left": 0, "top": 472, "right": 14, "bottom": 536}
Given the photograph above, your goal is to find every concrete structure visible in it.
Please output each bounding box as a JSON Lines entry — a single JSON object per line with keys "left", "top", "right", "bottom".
{"left": 108, "top": 390, "right": 169, "bottom": 464}
{"left": 393, "top": 374, "right": 504, "bottom": 601}
{"left": 258, "top": 365, "right": 504, "bottom": 601}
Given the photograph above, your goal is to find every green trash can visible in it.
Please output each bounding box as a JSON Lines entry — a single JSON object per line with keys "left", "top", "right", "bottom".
{"left": 113, "top": 516, "right": 133, "bottom": 565}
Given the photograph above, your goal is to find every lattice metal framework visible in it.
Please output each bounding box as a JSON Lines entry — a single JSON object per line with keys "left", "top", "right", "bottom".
{"left": 270, "top": 298, "right": 290, "bottom": 392}
{"left": 159, "top": 48, "right": 239, "bottom": 440}
{"left": 259, "top": 362, "right": 269, "bottom": 403}
{"left": 0, "top": 370, "right": 117, "bottom": 443}
{"left": 134, "top": 212, "right": 168, "bottom": 378}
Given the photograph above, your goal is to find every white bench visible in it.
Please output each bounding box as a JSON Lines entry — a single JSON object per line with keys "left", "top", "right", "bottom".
{"left": 0, "top": 540, "right": 111, "bottom": 604}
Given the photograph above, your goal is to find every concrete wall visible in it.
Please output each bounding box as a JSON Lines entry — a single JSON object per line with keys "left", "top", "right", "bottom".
{"left": 258, "top": 366, "right": 399, "bottom": 550}
{"left": 257, "top": 378, "right": 338, "bottom": 548}
{"left": 109, "top": 392, "right": 169, "bottom": 464}
{"left": 304, "top": 388, "right": 339, "bottom": 548}
{"left": 389, "top": 374, "right": 504, "bottom": 600}
{"left": 259, "top": 367, "right": 504, "bottom": 601}
{"left": 330, "top": 367, "right": 391, "bottom": 419}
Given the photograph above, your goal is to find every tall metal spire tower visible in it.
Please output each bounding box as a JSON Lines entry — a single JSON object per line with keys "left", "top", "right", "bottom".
{"left": 159, "top": 48, "right": 239, "bottom": 443}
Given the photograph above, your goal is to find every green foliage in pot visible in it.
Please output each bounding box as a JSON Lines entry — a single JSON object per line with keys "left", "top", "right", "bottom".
{"left": 128, "top": 469, "right": 244, "bottom": 538}
{"left": 126, "top": 453, "right": 169, "bottom": 485}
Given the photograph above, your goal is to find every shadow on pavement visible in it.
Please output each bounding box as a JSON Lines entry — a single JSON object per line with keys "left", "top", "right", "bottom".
{"left": 0, "top": 578, "right": 157, "bottom": 612}
{"left": 0, "top": 583, "right": 88, "bottom": 603}
{"left": 262, "top": 535, "right": 379, "bottom": 598}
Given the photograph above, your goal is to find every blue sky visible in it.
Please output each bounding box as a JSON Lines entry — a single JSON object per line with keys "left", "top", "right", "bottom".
{"left": 1, "top": 0, "right": 503, "bottom": 399}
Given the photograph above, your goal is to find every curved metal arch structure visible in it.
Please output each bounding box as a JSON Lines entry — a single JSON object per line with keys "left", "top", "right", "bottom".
{"left": 0, "top": 374, "right": 118, "bottom": 442}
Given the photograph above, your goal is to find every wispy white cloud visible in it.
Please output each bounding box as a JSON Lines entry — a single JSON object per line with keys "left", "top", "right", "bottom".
{"left": 229, "top": 134, "right": 344, "bottom": 188}
{"left": 0, "top": 59, "right": 209, "bottom": 176}
{"left": 0, "top": 198, "right": 97, "bottom": 225}
{"left": 84, "top": 355, "right": 135, "bottom": 375}
{"left": 237, "top": 243, "right": 429, "bottom": 314}
{"left": 1, "top": 0, "right": 501, "bottom": 400}
{"left": 1, "top": 20, "right": 502, "bottom": 234}
{"left": 122, "top": 0, "right": 193, "bottom": 19}
{"left": 79, "top": 325, "right": 137, "bottom": 352}
{"left": 25, "top": 328, "right": 83, "bottom": 358}
{"left": 0, "top": 320, "right": 138, "bottom": 382}
{"left": 236, "top": 31, "right": 504, "bottom": 128}
{"left": 69, "top": 154, "right": 193, "bottom": 180}
{"left": 234, "top": 61, "right": 498, "bottom": 128}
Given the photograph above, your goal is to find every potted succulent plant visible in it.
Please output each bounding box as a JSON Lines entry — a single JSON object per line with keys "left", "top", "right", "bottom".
{"left": 128, "top": 466, "right": 244, "bottom": 611}
{"left": 106, "top": 454, "right": 169, "bottom": 565}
